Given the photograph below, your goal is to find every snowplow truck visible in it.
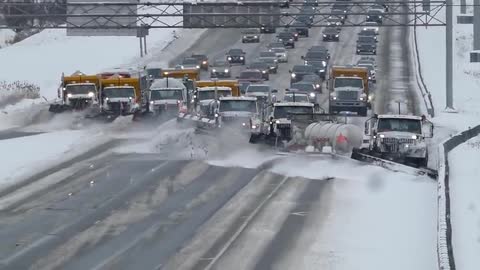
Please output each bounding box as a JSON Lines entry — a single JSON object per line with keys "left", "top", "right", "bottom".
{"left": 329, "top": 66, "right": 370, "bottom": 116}
{"left": 147, "top": 77, "right": 187, "bottom": 117}
{"left": 99, "top": 75, "right": 148, "bottom": 117}
{"left": 161, "top": 68, "right": 200, "bottom": 81}
{"left": 49, "top": 71, "right": 100, "bottom": 113}
{"left": 351, "top": 114, "right": 434, "bottom": 168}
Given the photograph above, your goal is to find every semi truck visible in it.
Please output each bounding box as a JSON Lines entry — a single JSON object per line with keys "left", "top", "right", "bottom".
{"left": 328, "top": 66, "right": 370, "bottom": 116}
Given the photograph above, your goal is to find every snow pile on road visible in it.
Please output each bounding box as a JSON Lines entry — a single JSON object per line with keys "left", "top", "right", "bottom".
{"left": 270, "top": 157, "right": 437, "bottom": 270}
{"left": 208, "top": 148, "right": 278, "bottom": 169}
{"left": 0, "top": 99, "right": 48, "bottom": 130}
{"left": 0, "top": 130, "right": 93, "bottom": 188}
{"left": 449, "top": 135, "right": 480, "bottom": 270}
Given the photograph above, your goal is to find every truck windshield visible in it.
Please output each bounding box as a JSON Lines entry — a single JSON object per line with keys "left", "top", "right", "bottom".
{"left": 274, "top": 106, "right": 313, "bottom": 118}
{"left": 377, "top": 118, "right": 422, "bottom": 134}
{"left": 150, "top": 89, "right": 183, "bottom": 100}
{"left": 219, "top": 100, "right": 256, "bottom": 113}
{"left": 246, "top": 85, "right": 270, "bottom": 93}
{"left": 334, "top": 78, "right": 364, "bottom": 88}
{"left": 103, "top": 87, "right": 135, "bottom": 98}
{"left": 66, "top": 84, "right": 96, "bottom": 95}
{"left": 198, "top": 90, "right": 232, "bottom": 100}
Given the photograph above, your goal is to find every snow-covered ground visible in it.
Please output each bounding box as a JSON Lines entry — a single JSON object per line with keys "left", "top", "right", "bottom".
{"left": 416, "top": 4, "right": 480, "bottom": 133}
{"left": 0, "top": 130, "right": 94, "bottom": 188}
{"left": 449, "top": 135, "right": 480, "bottom": 270}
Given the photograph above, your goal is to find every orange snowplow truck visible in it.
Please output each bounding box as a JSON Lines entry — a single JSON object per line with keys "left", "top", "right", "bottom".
{"left": 329, "top": 66, "right": 371, "bottom": 116}
{"left": 195, "top": 80, "right": 241, "bottom": 97}
{"left": 99, "top": 75, "right": 146, "bottom": 115}
{"left": 161, "top": 68, "right": 200, "bottom": 81}
{"left": 49, "top": 71, "right": 101, "bottom": 113}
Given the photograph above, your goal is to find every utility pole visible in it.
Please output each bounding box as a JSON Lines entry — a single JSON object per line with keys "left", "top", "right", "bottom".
{"left": 445, "top": 0, "right": 454, "bottom": 110}
{"left": 139, "top": 37, "right": 143, "bottom": 57}
{"left": 474, "top": 0, "right": 480, "bottom": 50}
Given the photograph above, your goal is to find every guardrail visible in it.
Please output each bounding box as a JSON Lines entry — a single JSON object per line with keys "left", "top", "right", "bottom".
{"left": 412, "top": 23, "right": 435, "bottom": 117}
{"left": 437, "top": 124, "right": 480, "bottom": 270}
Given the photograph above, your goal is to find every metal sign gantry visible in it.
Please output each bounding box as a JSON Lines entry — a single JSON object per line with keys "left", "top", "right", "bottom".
{"left": 0, "top": 1, "right": 446, "bottom": 30}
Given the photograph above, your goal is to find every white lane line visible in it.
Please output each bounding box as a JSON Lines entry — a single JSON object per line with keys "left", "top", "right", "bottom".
{"left": 202, "top": 175, "right": 289, "bottom": 270}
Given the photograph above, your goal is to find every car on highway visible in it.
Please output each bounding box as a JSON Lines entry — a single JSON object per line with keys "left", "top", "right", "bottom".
{"left": 269, "top": 47, "right": 288, "bottom": 62}
{"left": 245, "top": 84, "right": 276, "bottom": 104}
{"left": 301, "top": 51, "right": 328, "bottom": 78}
{"left": 226, "top": 48, "right": 246, "bottom": 65}
{"left": 210, "top": 59, "right": 231, "bottom": 78}
{"left": 290, "top": 64, "right": 316, "bottom": 84}
{"left": 326, "top": 16, "right": 343, "bottom": 27}
{"left": 323, "top": 27, "right": 340, "bottom": 41}
{"left": 329, "top": 9, "right": 346, "bottom": 23}
{"left": 366, "top": 9, "right": 383, "bottom": 24}
{"left": 259, "top": 51, "right": 278, "bottom": 63}
{"left": 190, "top": 54, "right": 209, "bottom": 70}
{"left": 283, "top": 28, "right": 299, "bottom": 41}
{"left": 277, "top": 32, "right": 295, "bottom": 48}
{"left": 238, "top": 69, "right": 264, "bottom": 93}
{"left": 260, "top": 24, "right": 276, "bottom": 33}
{"left": 356, "top": 43, "right": 377, "bottom": 55}
{"left": 290, "top": 82, "right": 317, "bottom": 98}
{"left": 357, "top": 56, "right": 377, "bottom": 67}
{"left": 261, "top": 58, "right": 279, "bottom": 74}
{"left": 304, "top": 0, "right": 319, "bottom": 6}
{"left": 363, "top": 21, "right": 380, "bottom": 34}
{"left": 290, "top": 21, "right": 310, "bottom": 37}
{"left": 309, "top": 46, "right": 331, "bottom": 59}
{"left": 300, "top": 74, "right": 322, "bottom": 92}
{"left": 242, "top": 28, "right": 260, "bottom": 43}
{"left": 248, "top": 62, "right": 270, "bottom": 80}
{"left": 180, "top": 57, "right": 201, "bottom": 70}
{"left": 358, "top": 29, "right": 378, "bottom": 41}
{"left": 357, "top": 35, "right": 378, "bottom": 45}
{"left": 267, "top": 42, "right": 285, "bottom": 50}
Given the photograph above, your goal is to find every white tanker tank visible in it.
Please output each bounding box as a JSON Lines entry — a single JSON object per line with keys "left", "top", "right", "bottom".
{"left": 303, "top": 122, "right": 363, "bottom": 153}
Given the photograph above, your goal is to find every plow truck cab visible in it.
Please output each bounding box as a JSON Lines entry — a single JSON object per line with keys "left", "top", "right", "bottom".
{"left": 329, "top": 66, "right": 370, "bottom": 116}
{"left": 194, "top": 86, "right": 233, "bottom": 119}
{"left": 49, "top": 71, "right": 100, "bottom": 113}
{"left": 218, "top": 96, "right": 259, "bottom": 132}
{"left": 148, "top": 78, "right": 187, "bottom": 116}
{"left": 352, "top": 114, "right": 434, "bottom": 168}
{"left": 99, "top": 75, "right": 147, "bottom": 117}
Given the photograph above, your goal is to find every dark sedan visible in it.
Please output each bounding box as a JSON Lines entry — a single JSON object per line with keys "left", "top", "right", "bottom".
{"left": 277, "top": 32, "right": 295, "bottom": 48}
{"left": 191, "top": 54, "right": 209, "bottom": 70}
{"left": 290, "top": 64, "right": 316, "bottom": 84}
{"left": 210, "top": 60, "right": 231, "bottom": 78}
{"left": 226, "top": 49, "right": 246, "bottom": 65}
{"left": 323, "top": 27, "right": 340, "bottom": 41}
{"left": 248, "top": 62, "right": 270, "bottom": 80}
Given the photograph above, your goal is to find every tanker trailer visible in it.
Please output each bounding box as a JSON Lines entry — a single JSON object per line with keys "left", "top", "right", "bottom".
{"left": 301, "top": 122, "right": 363, "bottom": 153}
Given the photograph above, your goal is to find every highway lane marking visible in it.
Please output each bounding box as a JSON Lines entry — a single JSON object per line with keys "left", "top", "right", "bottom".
{"left": 202, "top": 175, "right": 289, "bottom": 270}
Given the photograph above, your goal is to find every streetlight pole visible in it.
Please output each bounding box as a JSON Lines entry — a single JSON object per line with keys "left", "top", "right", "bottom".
{"left": 445, "top": 0, "right": 454, "bottom": 110}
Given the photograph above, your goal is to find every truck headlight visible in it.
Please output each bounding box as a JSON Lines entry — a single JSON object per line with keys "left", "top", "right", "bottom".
{"left": 227, "top": 57, "right": 232, "bottom": 60}
{"left": 322, "top": 61, "right": 326, "bottom": 66}
{"left": 412, "top": 135, "right": 418, "bottom": 139}
{"left": 363, "top": 27, "right": 367, "bottom": 31}
{"left": 88, "top": 92, "right": 95, "bottom": 97}
{"left": 254, "top": 35, "right": 258, "bottom": 38}
{"left": 323, "top": 34, "right": 327, "bottom": 37}
{"left": 67, "top": 93, "right": 72, "bottom": 98}
{"left": 196, "top": 65, "right": 200, "bottom": 69}
{"left": 309, "top": 92, "right": 315, "bottom": 98}
{"left": 224, "top": 69, "right": 229, "bottom": 73}
{"left": 212, "top": 69, "right": 217, "bottom": 72}
{"left": 262, "top": 70, "right": 267, "bottom": 73}
{"left": 276, "top": 120, "right": 280, "bottom": 124}
{"left": 319, "top": 69, "right": 325, "bottom": 72}
{"left": 289, "top": 39, "right": 293, "bottom": 41}
{"left": 291, "top": 73, "right": 296, "bottom": 78}
{"left": 243, "top": 36, "right": 247, "bottom": 38}
{"left": 251, "top": 124, "right": 257, "bottom": 129}
{"left": 379, "top": 134, "right": 385, "bottom": 138}
{"left": 315, "top": 84, "right": 320, "bottom": 88}
{"left": 240, "top": 56, "right": 244, "bottom": 60}
{"left": 202, "top": 61, "right": 207, "bottom": 64}
{"left": 335, "top": 34, "right": 339, "bottom": 37}
{"left": 242, "top": 122, "right": 246, "bottom": 126}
